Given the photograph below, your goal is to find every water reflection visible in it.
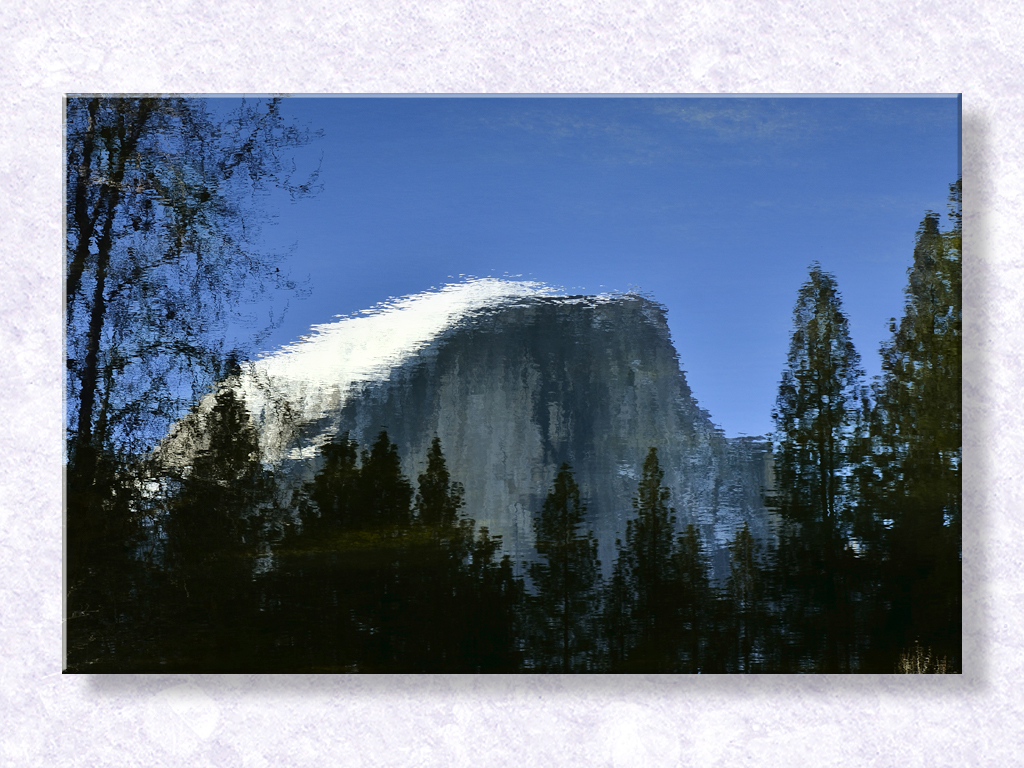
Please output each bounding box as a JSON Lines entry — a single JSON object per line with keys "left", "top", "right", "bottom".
{"left": 66, "top": 278, "right": 961, "bottom": 674}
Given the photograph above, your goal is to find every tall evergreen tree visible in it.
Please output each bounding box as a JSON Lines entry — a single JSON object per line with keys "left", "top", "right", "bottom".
{"left": 674, "top": 523, "right": 712, "bottom": 672}
{"left": 415, "top": 436, "right": 466, "bottom": 529}
{"left": 461, "top": 528, "right": 525, "bottom": 672}
{"left": 869, "top": 179, "right": 962, "bottom": 668}
{"left": 346, "top": 431, "right": 415, "bottom": 665}
{"left": 404, "top": 437, "right": 475, "bottom": 671}
{"left": 873, "top": 185, "right": 961, "bottom": 534}
{"left": 158, "top": 386, "right": 275, "bottom": 670}
{"left": 356, "top": 431, "right": 414, "bottom": 527}
{"left": 408, "top": 437, "right": 523, "bottom": 672}
{"left": 771, "top": 263, "right": 865, "bottom": 532}
{"left": 725, "top": 522, "right": 763, "bottom": 672}
{"left": 606, "top": 447, "right": 680, "bottom": 671}
{"left": 528, "top": 463, "right": 601, "bottom": 672}
{"left": 770, "top": 263, "right": 864, "bottom": 671}
{"left": 307, "top": 432, "right": 360, "bottom": 531}
{"left": 603, "top": 538, "right": 633, "bottom": 671}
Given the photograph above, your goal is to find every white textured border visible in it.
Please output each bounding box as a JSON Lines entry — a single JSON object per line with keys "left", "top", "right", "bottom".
{"left": 1, "top": 2, "right": 1017, "bottom": 765}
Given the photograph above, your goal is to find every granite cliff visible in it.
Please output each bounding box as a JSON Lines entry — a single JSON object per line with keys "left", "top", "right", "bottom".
{"left": 160, "top": 279, "right": 772, "bottom": 576}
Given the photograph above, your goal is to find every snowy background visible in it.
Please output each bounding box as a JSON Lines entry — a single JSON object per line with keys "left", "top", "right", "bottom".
{"left": 1, "top": 1, "right": 1018, "bottom": 765}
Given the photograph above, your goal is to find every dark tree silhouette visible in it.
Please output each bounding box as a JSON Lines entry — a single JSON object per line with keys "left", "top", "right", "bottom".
{"left": 725, "top": 522, "right": 764, "bottom": 672}
{"left": 65, "top": 98, "right": 321, "bottom": 667}
{"left": 66, "top": 96, "right": 320, "bottom": 467}
{"left": 355, "top": 431, "right": 414, "bottom": 528}
{"left": 415, "top": 436, "right": 466, "bottom": 529}
{"left": 267, "top": 432, "right": 525, "bottom": 672}
{"left": 307, "top": 432, "right": 360, "bottom": 531}
{"left": 156, "top": 386, "right": 277, "bottom": 670}
{"left": 674, "top": 523, "right": 712, "bottom": 672}
{"left": 868, "top": 179, "right": 962, "bottom": 669}
{"left": 603, "top": 538, "right": 633, "bottom": 671}
{"left": 403, "top": 436, "right": 476, "bottom": 671}
{"left": 528, "top": 463, "right": 601, "bottom": 672}
{"left": 606, "top": 447, "right": 680, "bottom": 671}
{"left": 770, "top": 263, "right": 864, "bottom": 671}
{"left": 409, "top": 437, "right": 522, "bottom": 672}
{"left": 771, "top": 263, "right": 864, "bottom": 533}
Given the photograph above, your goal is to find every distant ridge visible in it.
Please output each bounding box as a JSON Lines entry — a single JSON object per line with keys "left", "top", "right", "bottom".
{"left": 159, "top": 279, "right": 772, "bottom": 577}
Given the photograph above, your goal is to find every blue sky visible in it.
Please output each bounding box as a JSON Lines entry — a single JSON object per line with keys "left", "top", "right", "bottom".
{"left": 231, "top": 95, "right": 961, "bottom": 438}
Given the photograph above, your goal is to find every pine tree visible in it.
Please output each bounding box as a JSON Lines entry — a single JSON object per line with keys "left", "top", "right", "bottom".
{"left": 771, "top": 263, "right": 865, "bottom": 533}
{"left": 166, "top": 386, "right": 264, "bottom": 564}
{"left": 405, "top": 437, "right": 475, "bottom": 671}
{"left": 869, "top": 178, "right": 962, "bottom": 668}
{"left": 462, "top": 528, "right": 524, "bottom": 672}
{"left": 770, "top": 263, "right": 864, "bottom": 671}
{"left": 606, "top": 447, "right": 680, "bottom": 671}
{"left": 603, "top": 539, "right": 633, "bottom": 671}
{"left": 356, "top": 431, "right": 414, "bottom": 527}
{"left": 307, "top": 432, "right": 360, "bottom": 531}
{"left": 409, "top": 438, "right": 522, "bottom": 672}
{"left": 674, "top": 523, "right": 712, "bottom": 672}
{"left": 528, "top": 463, "right": 601, "bottom": 672}
{"left": 415, "top": 436, "right": 466, "bottom": 529}
{"left": 159, "top": 386, "right": 273, "bottom": 669}
{"left": 874, "top": 186, "right": 961, "bottom": 535}
{"left": 725, "top": 523, "right": 763, "bottom": 672}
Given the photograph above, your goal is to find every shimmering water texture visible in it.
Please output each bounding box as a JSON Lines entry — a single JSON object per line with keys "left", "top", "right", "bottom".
{"left": 64, "top": 98, "right": 960, "bottom": 673}
{"left": 68, "top": 267, "right": 960, "bottom": 673}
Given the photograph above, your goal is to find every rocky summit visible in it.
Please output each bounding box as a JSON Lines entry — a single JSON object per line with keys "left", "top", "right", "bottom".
{"left": 161, "top": 279, "right": 772, "bottom": 577}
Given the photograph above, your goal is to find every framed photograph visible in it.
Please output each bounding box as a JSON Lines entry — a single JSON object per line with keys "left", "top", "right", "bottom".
{"left": 64, "top": 95, "right": 961, "bottom": 673}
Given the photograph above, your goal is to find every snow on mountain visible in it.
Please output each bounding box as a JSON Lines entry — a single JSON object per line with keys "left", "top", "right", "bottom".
{"left": 256, "top": 279, "right": 557, "bottom": 394}
{"left": 235, "top": 279, "right": 561, "bottom": 460}
{"left": 158, "top": 277, "right": 771, "bottom": 576}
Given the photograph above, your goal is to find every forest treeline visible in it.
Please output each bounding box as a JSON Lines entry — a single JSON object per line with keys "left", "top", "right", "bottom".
{"left": 65, "top": 172, "right": 960, "bottom": 672}
{"left": 64, "top": 99, "right": 960, "bottom": 673}
{"left": 66, "top": 414, "right": 739, "bottom": 672}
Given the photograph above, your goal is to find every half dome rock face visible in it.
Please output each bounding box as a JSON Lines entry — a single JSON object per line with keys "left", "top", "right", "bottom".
{"left": 160, "top": 279, "right": 771, "bottom": 576}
